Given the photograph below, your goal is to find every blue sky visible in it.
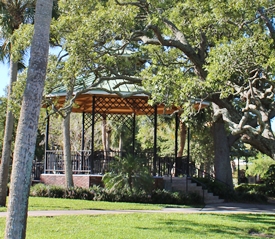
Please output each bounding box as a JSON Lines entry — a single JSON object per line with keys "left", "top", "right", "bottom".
{"left": 0, "top": 47, "right": 59, "bottom": 96}
{"left": 0, "top": 61, "right": 9, "bottom": 96}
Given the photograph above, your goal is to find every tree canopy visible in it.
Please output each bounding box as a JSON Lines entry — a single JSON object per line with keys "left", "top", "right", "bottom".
{"left": 8, "top": 0, "right": 275, "bottom": 187}
{"left": 85, "top": 0, "right": 275, "bottom": 159}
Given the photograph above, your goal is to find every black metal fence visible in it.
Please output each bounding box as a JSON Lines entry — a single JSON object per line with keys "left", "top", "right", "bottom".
{"left": 43, "top": 150, "right": 188, "bottom": 175}
{"left": 32, "top": 150, "right": 192, "bottom": 180}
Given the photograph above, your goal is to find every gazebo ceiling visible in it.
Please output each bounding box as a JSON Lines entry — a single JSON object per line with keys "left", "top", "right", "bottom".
{"left": 44, "top": 92, "right": 208, "bottom": 115}
{"left": 45, "top": 93, "right": 180, "bottom": 115}
{"left": 43, "top": 76, "right": 209, "bottom": 115}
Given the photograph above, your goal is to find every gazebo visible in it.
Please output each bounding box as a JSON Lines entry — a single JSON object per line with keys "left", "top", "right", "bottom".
{"left": 39, "top": 76, "right": 208, "bottom": 187}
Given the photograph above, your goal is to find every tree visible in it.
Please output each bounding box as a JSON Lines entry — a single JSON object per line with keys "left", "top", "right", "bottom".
{"left": 0, "top": 97, "right": 8, "bottom": 153}
{"left": 105, "top": 0, "right": 275, "bottom": 187}
{"left": 0, "top": 0, "right": 36, "bottom": 207}
{"left": 246, "top": 153, "right": 274, "bottom": 178}
{"left": 47, "top": 1, "right": 275, "bottom": 188}
{"left": 62, "top": 99, "right": 74, "bottom": 187}
{"left": 4, "top": 0, "right": 53, "bottom": 238}
{"left": 47, "top": 0, "right": 233, "bottom": 187}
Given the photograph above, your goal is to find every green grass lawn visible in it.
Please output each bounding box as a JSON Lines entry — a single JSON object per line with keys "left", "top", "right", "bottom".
{"left": 1, "top": 213, "right": 275, "bottom": 238}
{"left": 1, "top": 197, "right": 275, "bottom": 238}
{"left": 0, "top": 196, "right": 189, "bottom": 212}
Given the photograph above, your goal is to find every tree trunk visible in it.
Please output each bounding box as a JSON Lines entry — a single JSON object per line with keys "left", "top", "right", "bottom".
{"left": 177, "top": 121, "right": 187, "bottom": 157}
{"left": 61, "top": 76, "right": 76, "bottom": 188}
{"left": 63, "top": 114, "right": 74, "bottom": 188}
{"left": 102, "top": 116, "right": 107, "bottom": 155}
{"left": 0, "top": 60, "right": 18, "bottom": 207}
{"left": 102, "top": 116, "right": 111, "bottom": 155}
{"left": 213, "top": 118, "right": 233, "bottom": 189}
{"left": 106, "top": 127, "right": 111, "bottom": 153}
{"left": 5, "top": 1, "right": 53, "bottom": 238}
{"left": 119, "top": 130, "right": 123, "bottom": 157}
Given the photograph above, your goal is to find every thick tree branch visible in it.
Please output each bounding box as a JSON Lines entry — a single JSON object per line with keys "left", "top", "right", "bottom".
{"left": 258, "top": 7, "right": 275, "bottom": 43}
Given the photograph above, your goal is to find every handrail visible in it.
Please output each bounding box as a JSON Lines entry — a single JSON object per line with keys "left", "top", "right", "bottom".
{"left": 194, "top": 167, "right": 231, "bottom": 188}
{"left": 170, "top": 166, "right": 206, "bottom": 203}
{"left": 171, "top": 165, "right": 233, "bottom": 202}
{"left": 192, "top": 167, "right": 234, "bottom": 202}
{"left": 187, "top": 175, "right": 207, "bottom": 203}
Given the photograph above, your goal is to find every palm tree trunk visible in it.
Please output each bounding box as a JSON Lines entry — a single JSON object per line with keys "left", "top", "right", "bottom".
{"left": 5, "top": 1, "right": 53, "bottom": 238}
{"left": 0, "top": 60, "right": 17, "bottom": 207}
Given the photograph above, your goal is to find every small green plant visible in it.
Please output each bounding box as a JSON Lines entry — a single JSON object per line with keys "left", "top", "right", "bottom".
{"left": 102, "top": 154, "right": 153, "bottom": 195}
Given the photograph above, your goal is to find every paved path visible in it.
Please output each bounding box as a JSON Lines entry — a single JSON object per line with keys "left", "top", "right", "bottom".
{"left": 0, "top": 203, "right": 274, "bottom": 217}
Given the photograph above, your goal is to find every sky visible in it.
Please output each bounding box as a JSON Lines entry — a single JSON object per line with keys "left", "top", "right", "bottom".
{"left": 0, "top": 47, "right": 58, "bottom": 96}
{"left": 0, "top": 61, "right": 9, "bottom": 96}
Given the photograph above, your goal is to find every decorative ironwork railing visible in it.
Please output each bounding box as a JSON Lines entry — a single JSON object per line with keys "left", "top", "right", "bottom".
{"left": 43, "top": 150, "right": 177, "bottom": 176}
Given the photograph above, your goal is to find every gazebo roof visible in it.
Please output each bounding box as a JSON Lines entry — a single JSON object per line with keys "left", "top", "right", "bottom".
{"left": 49, "top": 74, "right": 145, "bottom": 97}
{"left": 44, "top": 75, "right": 209, "bottom": 115}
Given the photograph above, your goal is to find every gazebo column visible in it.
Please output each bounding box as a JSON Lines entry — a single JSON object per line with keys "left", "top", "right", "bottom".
{"left": 81, "top": 112, "right": 85, "bottom": 171}
{"left": 132, "top": 113, "right": 136, "bottom": 155}
{"left": 153, "top": 105, "right": 157, "bottom": 176}
{"left": 187, "top": 126, "right": 190, "bottom": 176}
{"left": 91, "top": 95, "right": 96, "bottom": 174}
{"left": 174, "top": 113, "right": 179, "bottom": 176}
{"left": 81, "top": 112, "right": 85, "bottom": 151}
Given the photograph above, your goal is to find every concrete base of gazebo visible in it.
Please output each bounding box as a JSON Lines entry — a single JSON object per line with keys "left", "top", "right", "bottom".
{"left": 39, "top": 174, "right": 164, "bottom": 189}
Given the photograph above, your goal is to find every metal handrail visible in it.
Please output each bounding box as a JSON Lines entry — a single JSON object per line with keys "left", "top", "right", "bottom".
{"left": 192, "top": 167, "right": 233, "bottom": 201}
{"left": 187, "top": 175, "right": 207, "bottom": 203}
{"left": 170, "top": 164, "right": 234, "bottom": 202}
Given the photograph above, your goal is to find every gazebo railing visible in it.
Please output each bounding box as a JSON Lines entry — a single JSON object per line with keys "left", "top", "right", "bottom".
{"left": 44, "top": 150, "right": 176, "bottom": 176}
{"left": 45, "top": 150, "right": 92, "bottom": 174}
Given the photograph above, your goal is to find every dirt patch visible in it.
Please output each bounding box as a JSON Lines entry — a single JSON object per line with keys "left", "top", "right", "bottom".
{"left": 249, "top": 229, "right": 274, "bottom": 238}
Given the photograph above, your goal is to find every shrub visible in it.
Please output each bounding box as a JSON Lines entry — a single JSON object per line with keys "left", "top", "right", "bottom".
{"left": 30, "top": 183, "right": 51, "bottom": 197}
{"left": 234, "top": 192, "right": 268, "bottom": 203}
{"left": 48, "top": 185, "right": 65, "bottom": 198}
{"left": 263, "top": 164, "right": 275, "bottom": 196}
{"left": 235, "top": 183, "right": 266, "bottom": 194}
{"left": 29, "top": 184, "right": 203, "bottom": 205}
{"left": 234, "top": 183, "right": 268, "bottom": 203}
{"left": 64, "top": 187, "right": 93, "bottom": 200}
{"left": 151, "top": 189, "right": 203, "bottom": 205}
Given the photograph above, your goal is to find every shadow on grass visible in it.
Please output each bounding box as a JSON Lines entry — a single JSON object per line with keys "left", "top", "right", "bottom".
{"left": 136, "top": 213, "right": 275, "bottom": 238}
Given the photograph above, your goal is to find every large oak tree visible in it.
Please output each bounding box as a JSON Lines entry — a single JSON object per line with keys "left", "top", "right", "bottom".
{"left": 110, "top": 0, "right": 275, "bottom": 186}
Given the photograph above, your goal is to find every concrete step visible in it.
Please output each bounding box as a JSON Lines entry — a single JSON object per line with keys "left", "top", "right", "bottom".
{"left": 163, "top": 177, "right": 224, "bottom": 204}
